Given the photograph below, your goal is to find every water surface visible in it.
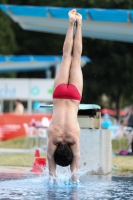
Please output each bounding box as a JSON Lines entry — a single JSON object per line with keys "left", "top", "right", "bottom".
{"left": 0, "top": 172, "right": 133, "bottom": 200}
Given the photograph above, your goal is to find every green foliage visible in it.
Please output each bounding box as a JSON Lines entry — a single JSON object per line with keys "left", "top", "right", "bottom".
{"left": 0, "top": 11, "right": 17, "bottom": 54}
{"left": 0, "top": 72, "right": 16, "bottom": 78}
{"left": 112, "top": 137, "right": 129, "bottom": 153}
{"left": 82, "top": 38, "right": 133, "bottom": 111}
{"left": 0, "top": 153, "right": 34, "bottom": 167}
{"left": 0, "top": 137, "right": 25, "bottom": 148}
{"left": 5, "top": 0, "right": 133, "bottom": 8}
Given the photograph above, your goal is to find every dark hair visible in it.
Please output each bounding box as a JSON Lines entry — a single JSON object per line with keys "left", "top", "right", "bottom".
{"left": 54, "top": 143, "right": 73, "bottom": 167}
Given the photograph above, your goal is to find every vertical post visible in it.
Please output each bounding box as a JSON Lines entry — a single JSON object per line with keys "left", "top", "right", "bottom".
{"left": 27, "top": 99, "right": 32, "bottom": 114}
{"left": 9, "top": 101, "right": 13, "bottom": 112}
{"left": 0, "top": 99, "right": 3, "bottom": 113}
{"left": 55, "top": 63, "right": 60, "bottom": 76}
{"left": 46, "top": 69, "right": 51, "bottom": 78}
{"left": 28, "top": 79, "right": 32, "bottom": 114}
{"left": 78, "top": 105, "right": 112, "bottom": 175}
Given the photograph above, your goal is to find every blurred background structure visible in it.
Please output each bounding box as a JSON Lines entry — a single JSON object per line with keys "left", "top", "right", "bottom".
{"left": 1, "top": 5, "right": 133, "bottom": 43}
{"left": 0, "top": 55, "right": 90, "bottom": 113}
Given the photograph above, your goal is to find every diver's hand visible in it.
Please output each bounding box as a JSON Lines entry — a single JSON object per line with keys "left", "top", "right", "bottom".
{"left": 70, "top": 176, "right": 79, "bottom": 186}
{"left": 71, "top": 169, "right": 78, "bottom": 183}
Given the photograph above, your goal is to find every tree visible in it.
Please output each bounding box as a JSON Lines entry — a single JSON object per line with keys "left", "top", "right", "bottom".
{"left": 6, "top": 0, "right": 133, "bottom": 8}
{"left": 82, "top": 38, "right": 133, "bottom": 118}
{"left": 0, "top": 11, "right": 17, "bottom": 54}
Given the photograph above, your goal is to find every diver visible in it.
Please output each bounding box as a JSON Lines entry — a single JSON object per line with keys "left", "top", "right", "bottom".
{"left": 47, "top": 9, "right": 83, "bottom": 183}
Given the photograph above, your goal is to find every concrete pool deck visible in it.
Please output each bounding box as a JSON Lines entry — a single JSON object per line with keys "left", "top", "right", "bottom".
{"left": 0, "top": 148, "right": 45, "bottom": 154}
{"left": 0, "top": 166, "right": 133, "bottom": 178}
{"left": 0, "top": 166, "right": 32, "bottom": 174}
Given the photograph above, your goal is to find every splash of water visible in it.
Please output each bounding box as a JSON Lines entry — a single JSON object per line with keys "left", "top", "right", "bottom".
{"left": 40, "top": 164, "right": 99, "bottom": 187}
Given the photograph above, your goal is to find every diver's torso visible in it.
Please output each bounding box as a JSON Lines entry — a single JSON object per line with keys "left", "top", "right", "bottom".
{"left": 48, "top": 99, "right": 80, "bottom": 142}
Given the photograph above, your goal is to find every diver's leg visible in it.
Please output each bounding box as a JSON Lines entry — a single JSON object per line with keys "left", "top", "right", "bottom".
{"left": 69, "top": 13, "right": 83, "bottom": 95}
{"left": 54, "top": 9, "right": 76, "bottom": 88}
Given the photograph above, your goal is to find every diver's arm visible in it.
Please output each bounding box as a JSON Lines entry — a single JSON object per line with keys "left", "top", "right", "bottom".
{"left": 70, "top": 155, "right": 80, "bottom": 183}
{"left": 70, "top": 140, "right": 80, "bottom": 183}
{"left": 47, "top": 154, "right": 56, "bottom": 177}
{"left": 47, "top": 139, "right": 56, "bottom": 178}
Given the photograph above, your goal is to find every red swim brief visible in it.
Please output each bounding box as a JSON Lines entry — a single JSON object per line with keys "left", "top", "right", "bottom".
{"left": 53, "top": 83, "right": 82, "bottom": 101}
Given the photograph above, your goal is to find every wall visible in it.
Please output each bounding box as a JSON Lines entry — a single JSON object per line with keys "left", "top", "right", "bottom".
{"left": 0, "top": 78, "right": 54, "bottom": 101}
{"left": 79, "top": 129, "right": 112, "bottom": 175}
{"left": 0, "top": 78, "right": 54, "bottom": 113}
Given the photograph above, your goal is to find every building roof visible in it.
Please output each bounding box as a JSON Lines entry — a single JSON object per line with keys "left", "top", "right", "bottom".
{"left": 0, "top": 5, "right": 133, "bottom": 42}
{"left": 0, "top": 55, "right": 91, "bottom": 73}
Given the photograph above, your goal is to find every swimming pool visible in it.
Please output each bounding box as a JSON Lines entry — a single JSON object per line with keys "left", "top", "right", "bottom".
{"left": 0, "top": 173, "right": 133, "bottom": 200}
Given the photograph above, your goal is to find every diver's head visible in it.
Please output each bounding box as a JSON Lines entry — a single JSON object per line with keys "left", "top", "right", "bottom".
{"left": 54, "top": 143, "right": 73, "bottom": 167}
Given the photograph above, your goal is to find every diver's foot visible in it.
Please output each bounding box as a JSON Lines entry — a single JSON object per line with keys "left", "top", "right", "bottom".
{"left": 76, "top": 12, "right": 82, "bottom": 24}
{"left": 68, "top": 9, "right": 76, "bottom": 23}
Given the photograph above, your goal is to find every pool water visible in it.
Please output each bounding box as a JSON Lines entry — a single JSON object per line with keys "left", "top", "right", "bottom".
{"left": 0, "top": 172, "right": 133, "bottom": 200}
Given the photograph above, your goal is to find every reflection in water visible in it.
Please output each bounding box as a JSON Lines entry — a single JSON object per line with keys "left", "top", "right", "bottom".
{"left": 0, "top": 169, "right": 133, "bottom": 200}
{"left": 46, "top": 187, "right": 78, "bottom": 200}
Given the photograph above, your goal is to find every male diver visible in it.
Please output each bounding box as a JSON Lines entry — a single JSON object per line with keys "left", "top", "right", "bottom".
{"left": 47, "top": 9, "right": 83, "bottom": 183}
